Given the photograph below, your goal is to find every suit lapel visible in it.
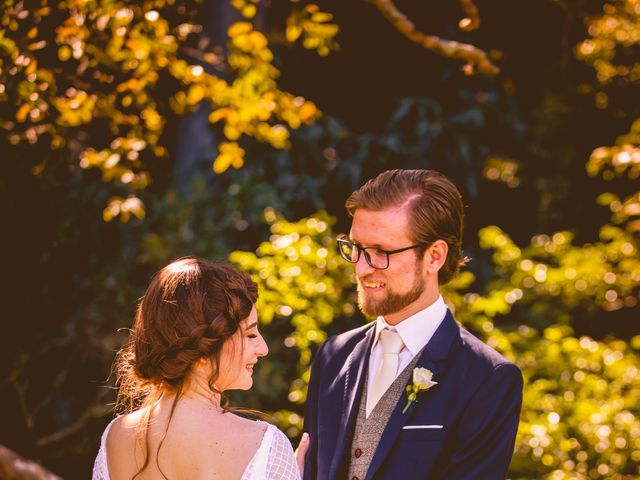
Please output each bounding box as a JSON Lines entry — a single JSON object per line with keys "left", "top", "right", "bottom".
{"left": 364, "top": 311, "right": 459, "bottom": 480}
{"left": 329, "top": 324, "right": 375, "bottom": 480}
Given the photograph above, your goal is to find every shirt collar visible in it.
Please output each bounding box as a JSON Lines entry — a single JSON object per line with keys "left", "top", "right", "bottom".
{"left": 372, "top": 295, "right": 448, "bottom": 356}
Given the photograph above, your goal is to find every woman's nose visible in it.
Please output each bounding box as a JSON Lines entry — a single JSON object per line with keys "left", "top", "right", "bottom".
{"left": 257, "top": 335, "right": 269, "bottom": 357}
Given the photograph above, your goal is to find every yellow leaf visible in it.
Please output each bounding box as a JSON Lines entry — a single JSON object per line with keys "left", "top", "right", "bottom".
{"left": 27, "top": 40, "right": 47, "bottom": 51}
{"left": 117, "top": 78, "right": 140, "bottom": 93}
{"left": 231, "top": 155, "right": 244, "bottom": 169}
{"left": 249, "top": 31, "right": 268, "bottom": 50}
{"left": 242, "top": 4, "right": 256, "bottom": 18}
{"left": 209, "top": 108, "right": 230, "bottom": 123}
{"left": 142, "top": 107, "right": 162, "bottom": 130}
{"left": 286, "top": 25, "right": 302, "bottom": 43}
{"left": 228, "top": 22, "right": 252, "bottom": 38}
{"left": 26, "top": 59, "right": 37, "bottom": 76}
{"left": 32, "top": 161, "right": 46, "bottom": 175}
{"left": 58, "top": 45, "right": 71, "bottom": 61}
{"left": 103, "top": 197, "right": 122, "bottom": 222}
{"left": 224, "top": 123, "right": 241, "bottom": 141}
{"left": 213, "top": 153, "right": 232, "bottom": 174}
{"left": 214, "top": 142, "right": 245, "bottom": 173}
{"left": 187, "top": 84, "right": 206, "bottom": 104}
{"left": 311, "top": 12, "right": 333, "bottom": 22}
{"left": 16, "top": 103, "right": 30, "bottom": 123}
{"left": 298, "top": 102, "right": 318, "bottom": 121}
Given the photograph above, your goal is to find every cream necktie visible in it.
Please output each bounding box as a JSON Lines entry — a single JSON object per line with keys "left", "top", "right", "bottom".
{"left": 366, "top": 328, "right": 405, "bottom": 417}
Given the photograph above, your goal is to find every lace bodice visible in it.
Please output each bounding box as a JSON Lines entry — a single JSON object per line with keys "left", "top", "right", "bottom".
{"left": 241, "top": 421, "right": 301, "bottom": 479}
{"left": 92, "top": 418, "right": 301, "bottom": 480}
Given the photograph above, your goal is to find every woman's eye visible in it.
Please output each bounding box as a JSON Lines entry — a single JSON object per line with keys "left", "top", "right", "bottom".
{"left": 248, "top": 334, "right": 258, "bottom": 339}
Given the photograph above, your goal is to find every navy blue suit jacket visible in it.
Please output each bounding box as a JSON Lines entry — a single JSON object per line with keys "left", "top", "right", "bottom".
{"left": 302, "top": 310, "right": 523, "bottom": 480}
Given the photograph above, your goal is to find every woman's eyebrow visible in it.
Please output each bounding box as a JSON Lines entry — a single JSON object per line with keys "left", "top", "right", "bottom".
{"left": 244, "top": 321, "right": 258, "bottom": 330}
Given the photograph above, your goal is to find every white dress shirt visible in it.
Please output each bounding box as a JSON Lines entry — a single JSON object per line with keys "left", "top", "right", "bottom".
{"left": 367, "top": 295, "right": 448, "bottom": 393}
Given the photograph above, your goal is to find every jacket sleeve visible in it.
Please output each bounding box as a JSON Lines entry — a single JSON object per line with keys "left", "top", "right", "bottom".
{"left": 435, "top": 362, "right": 523, "bottom": 480}
{"left": 301, "top": 341, "right": 327, "bottom": 480}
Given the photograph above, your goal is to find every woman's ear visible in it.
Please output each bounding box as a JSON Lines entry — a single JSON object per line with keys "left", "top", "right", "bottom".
{"left": 423, "top": 240, "right": 448, "bottom": 275}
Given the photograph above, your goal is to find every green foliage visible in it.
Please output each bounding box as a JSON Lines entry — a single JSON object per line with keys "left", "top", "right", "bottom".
{"left": 285, "top": 3, "right": 339, "bottom": 56}
{"left": 509, "top": 325, "right": 640, "bottom": 479}
{"left": 230, "top": 211, "right": 356, "bottom": 434}
{"left": 576, "top": 0, "right": 640, "bottom": 236}
{"left": 478, "top": 225, "right": 639, "bottom": 318}
{"left": 576, "top": 0, "right": 640, "bottom": 85}
{"left": 2, "top": 1, "right": 639, "bottom": 478}
{"left": 589, "top": 117, "right": 640, "bottom": 234}
{"left": 0, "top": 0, "right": 334, "bottom": 219}
{"left": 441, "top": 241, "right": 640, "bottom": 478}
{"left": 588, "top": 118, "right": 640, "bottom": 182}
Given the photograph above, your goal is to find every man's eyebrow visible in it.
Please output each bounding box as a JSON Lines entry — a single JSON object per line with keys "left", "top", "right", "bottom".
{"left": 351, "top": 238, "right": 384, "bottom": 249}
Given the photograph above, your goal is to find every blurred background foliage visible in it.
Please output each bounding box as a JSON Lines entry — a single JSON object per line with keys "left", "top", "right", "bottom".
{"left": 0, "top": 0, "right": 639, "bottom": 478}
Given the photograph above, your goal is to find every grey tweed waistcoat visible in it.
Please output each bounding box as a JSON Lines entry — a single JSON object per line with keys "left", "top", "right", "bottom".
{"left": 347, "top": 352, "right": 422, "bottom": 479}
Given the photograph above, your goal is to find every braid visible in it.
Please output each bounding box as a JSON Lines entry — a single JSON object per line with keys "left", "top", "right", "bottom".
{"left": 114, "top": 257, "right": 257, "bottom": 409}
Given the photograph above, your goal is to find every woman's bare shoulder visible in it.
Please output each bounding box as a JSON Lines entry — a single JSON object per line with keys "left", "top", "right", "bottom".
{"left": 177, "top": 410, "right": 267, "bottom": 444}
{"left": 160, "top": 412, "right": 267, "bottom": 477}
{"left": 106, "top": 410, "right": 147, "bottom": 460}
{"left": 105, "top": 407, "right": 270, "bottom": 479}
{"left": 108, "top": 408, "right": 146, "bottom": 438}
{"left": 104, "top": 409, "right": 152, "bottom": 480}
{"left": 228, "top": 413, "right": 269, "bottom": 434}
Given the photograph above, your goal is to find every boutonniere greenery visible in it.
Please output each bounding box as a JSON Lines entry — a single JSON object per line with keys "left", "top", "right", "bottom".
{"left": 402, "top": 367, "right": 438, "bottom": 414}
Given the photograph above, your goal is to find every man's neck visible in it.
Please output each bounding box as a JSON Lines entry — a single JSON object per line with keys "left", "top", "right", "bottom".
{"left": 384, "top": 288, "right": 440, "bottom": 326}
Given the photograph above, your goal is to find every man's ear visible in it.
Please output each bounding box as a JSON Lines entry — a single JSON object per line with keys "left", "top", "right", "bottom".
{"left": 423, "top": 240, "right": 448, "bottom": 275}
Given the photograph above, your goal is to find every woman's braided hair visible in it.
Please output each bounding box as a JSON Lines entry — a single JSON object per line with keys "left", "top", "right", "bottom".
{"left": 115, "top": 257, "right": 257, "bottom": 412}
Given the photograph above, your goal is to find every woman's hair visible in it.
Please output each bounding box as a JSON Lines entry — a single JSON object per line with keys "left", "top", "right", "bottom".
{"left": 113, "top": 257, "right": 258, "bottom": 477}
{"left": 345, "top": 169, "right": 468, "bottom": 284}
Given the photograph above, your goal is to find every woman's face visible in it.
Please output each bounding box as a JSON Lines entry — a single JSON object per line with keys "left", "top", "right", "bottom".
{"left": 216, "top": 305, "right": 268, "bottom": 391}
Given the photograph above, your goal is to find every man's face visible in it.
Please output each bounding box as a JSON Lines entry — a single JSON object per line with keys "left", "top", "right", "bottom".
{"left": 349, "top": 205, "right": 431, "bottom": 324}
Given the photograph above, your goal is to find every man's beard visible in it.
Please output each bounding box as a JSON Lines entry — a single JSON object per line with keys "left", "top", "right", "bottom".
{"left": 357, "top": 264, "right": 425, "bottom": 317}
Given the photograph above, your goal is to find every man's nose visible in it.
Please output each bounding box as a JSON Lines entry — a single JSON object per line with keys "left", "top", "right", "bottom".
{"left": 355, "top": 252, "right": 375, "bottom": 277}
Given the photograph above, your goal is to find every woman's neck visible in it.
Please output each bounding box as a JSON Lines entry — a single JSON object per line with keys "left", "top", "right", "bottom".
{"left": 169, "top": 365, "right": 222, "bottom": 409}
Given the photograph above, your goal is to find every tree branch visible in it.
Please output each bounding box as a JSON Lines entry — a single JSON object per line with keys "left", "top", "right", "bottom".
{"left": 0, "top": 444, "right": 62, "bottom": 480}
{"left": 369, "top": 0, "right": 499, "bottom": 76}
{"left": 458, "top": 0, "right": 481, "bottom": 31}
{"left": 35, "top": 402, "right": 113, "bottom": 448}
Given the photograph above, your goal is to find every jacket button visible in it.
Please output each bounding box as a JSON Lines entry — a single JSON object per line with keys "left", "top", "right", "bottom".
{"left": 354, "top": 448, "right": 362, "bottom": 458}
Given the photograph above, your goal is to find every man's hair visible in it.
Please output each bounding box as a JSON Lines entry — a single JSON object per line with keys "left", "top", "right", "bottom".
{"left": 345, "top": 169, "right": 467, "bottom": 284}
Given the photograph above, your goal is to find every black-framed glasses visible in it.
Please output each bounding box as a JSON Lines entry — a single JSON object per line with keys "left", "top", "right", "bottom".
{"left": 336, "top": 235, "right": 427, "bottom": 270}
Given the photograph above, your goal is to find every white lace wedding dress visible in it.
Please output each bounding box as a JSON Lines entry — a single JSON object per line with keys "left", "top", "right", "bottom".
{"left": 92, "top": 418, "right": 301, "bottom": 480}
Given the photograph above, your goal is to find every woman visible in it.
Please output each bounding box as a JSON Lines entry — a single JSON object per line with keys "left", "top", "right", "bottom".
{"left": 93, "top": 257, "right": 306, "bottom": 479}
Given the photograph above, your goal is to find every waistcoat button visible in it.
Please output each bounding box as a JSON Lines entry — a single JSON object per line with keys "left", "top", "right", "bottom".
{"left": 354, "top": 448, "right": 362, "bottom": 458}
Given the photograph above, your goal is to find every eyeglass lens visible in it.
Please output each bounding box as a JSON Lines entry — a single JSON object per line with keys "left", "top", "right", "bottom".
{"left": 338, "top": 240, "right": 388, "bottom": 269}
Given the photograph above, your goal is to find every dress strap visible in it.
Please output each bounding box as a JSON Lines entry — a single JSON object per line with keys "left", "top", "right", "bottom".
{"left": 249, "top": 420, "right": 274, "bottom": 475}
{"left": 92, "top": 416, "right": 120, "bottom": 480}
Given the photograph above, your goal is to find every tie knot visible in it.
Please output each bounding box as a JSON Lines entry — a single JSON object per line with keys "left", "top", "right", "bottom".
{"left": 379, "top": 329, "right": 404, "bottom": 355}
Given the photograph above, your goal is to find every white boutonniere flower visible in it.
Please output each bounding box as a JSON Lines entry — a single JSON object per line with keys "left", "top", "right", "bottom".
{"left": 402, "top": 367, "right": 438, "bottom": 414}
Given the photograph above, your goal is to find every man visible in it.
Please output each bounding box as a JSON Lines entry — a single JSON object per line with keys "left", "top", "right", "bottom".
{"left": 302, "top": 169, "right": 523, "bottom": 480}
